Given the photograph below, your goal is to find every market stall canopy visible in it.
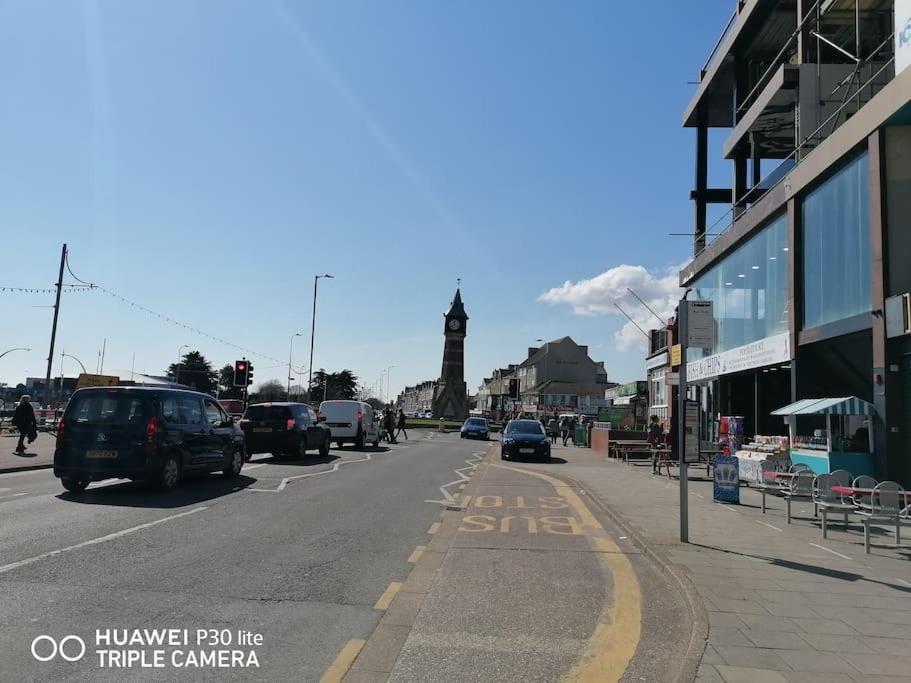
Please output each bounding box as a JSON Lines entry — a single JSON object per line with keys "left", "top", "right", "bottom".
{"left": 771, "top": 397, "right": 875, "bottom": 417}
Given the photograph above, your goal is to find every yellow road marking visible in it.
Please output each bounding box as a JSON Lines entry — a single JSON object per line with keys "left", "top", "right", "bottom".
{"left": 491, "top": 463, "right": 642, "bottom": 683}
{"left": 374, "top": 581, "right": 402, "bottom": 610}
{"left": 319, "top": 638, "right": 365, "bottom": 683}
{"left": 427, "top": 522, "right": 441, "bottom": 534}
{"left": 407, "top": 545, "right": 426, "bottom": 563}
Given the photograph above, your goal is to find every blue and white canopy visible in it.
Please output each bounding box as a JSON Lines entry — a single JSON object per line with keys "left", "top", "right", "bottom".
{"left": 771, "top": 397, "right": 875, "bottom": 417}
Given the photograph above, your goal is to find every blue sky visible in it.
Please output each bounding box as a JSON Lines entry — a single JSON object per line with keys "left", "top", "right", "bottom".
{"left": 0, "top": 0, "right": 733, "bottom": 398}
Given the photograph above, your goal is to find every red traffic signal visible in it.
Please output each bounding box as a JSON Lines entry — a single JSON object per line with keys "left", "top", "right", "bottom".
{"left": 233, "top": 360, "right": 249, "bottom": 387}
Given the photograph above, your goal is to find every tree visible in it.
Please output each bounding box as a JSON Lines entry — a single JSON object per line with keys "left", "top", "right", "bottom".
{"left": 217, "top": 364, "right": 243, "bottom": 399}
{"left": 249, "top": 379, "right": 284, "bottom": 403}
{"left": 309, "top": 369, "right": 359, "bottom": 403}
{"left": 166, "top": 351, "right": 218, "bottom": 395}
{"left": 364, "top": 397, "right": 385, "bottom": 411}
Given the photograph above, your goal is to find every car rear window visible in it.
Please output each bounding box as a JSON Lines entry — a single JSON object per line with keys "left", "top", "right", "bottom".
{"left": 67, "top": 392, "right": 148, "bottom": 426}
{"left": 244, "top": 405, "right": 292, "bottom": 421}
{"left": 466, "top": 419, "right": 487, "bottom": 426}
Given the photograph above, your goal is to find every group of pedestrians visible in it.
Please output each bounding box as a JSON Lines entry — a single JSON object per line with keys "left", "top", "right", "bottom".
{"left": 382, "top": 407, "right": 408, "bottom": 444}
{"left": 542, "top": 414, "right": 577, "bottom": 446}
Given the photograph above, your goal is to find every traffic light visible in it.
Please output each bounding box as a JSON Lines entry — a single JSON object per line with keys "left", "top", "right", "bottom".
{"left": 246, "top": 363, "right": 254, "bottom": 386}
{"left": 233, "top": 360, "right": 248, "bottom": 387}
{"left": 508, "top": 378, "right": 519, "bottom": 400}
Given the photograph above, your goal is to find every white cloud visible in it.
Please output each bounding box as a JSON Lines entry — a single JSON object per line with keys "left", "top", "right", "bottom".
{"left": 537, "top": 264, "right": 683, "bottom": 350}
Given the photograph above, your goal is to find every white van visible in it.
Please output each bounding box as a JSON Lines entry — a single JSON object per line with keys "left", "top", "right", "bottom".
{"left": 319, "top": 400, "right": 379, "bottom": 449}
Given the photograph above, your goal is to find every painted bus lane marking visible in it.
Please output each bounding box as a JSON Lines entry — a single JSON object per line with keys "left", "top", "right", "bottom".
{"left": 457, "top": 494, "right": 585, "bottom": 536}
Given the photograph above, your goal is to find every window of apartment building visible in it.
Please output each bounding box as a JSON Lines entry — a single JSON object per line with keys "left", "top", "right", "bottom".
{"left": 690, "top": 212, "right": 788, "bottom": 358}
{"left": 801, "top": 151, "right": 871, "bottom": 329}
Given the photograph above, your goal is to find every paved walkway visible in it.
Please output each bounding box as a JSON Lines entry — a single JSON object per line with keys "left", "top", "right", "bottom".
{"left": 546, "top": 447, "right": 911, "bottom": 682}
{"left": 0, "top": 432, "right": 53, "bottom": 473}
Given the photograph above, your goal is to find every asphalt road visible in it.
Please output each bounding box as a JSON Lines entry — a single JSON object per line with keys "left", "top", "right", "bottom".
{"left": 0, "top": 429, "right": 482, "bottom": 681}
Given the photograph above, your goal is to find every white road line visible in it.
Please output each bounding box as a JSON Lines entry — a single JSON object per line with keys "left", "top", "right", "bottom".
{"left": 13, "top": 492, "right": 27, "bottom": 497}
{"left": 690, "top": 492, "right": 705, "bottom": 499}
{"left": 0, "top": 506, "right": 208, "bottom": 575}
{"left": 243, "top": 463, "right": 266, "bottom": 470}
{"left": 897, "top": 578, "right": 911, "bottom": 588}
{"left": 718, "top": 504, "right": 740, "bottom": 513}
{"left": 756, "top": 520, "right": 783, "bottom": 532}
{"left": 809, "top": 542, "right": 853, "bottom": 561}
{"left": 248, "top": 454, "right": 373, "bottom": 493}
{"left": 426, "top": 451, "right": 482, "bottom": 506}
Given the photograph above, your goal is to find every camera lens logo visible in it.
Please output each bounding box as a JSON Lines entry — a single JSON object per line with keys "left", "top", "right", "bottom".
{"left": 31, "top": 635, "right": 86, "bottom": 662}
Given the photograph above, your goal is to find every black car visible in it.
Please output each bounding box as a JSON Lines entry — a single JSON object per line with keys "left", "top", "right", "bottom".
{"left": 460, "top": 417, "right": 489, "bottom": 440}
{"left": 500, "top": 419, "right": 551, "bottom": 462}
{"left": 239, "top": 402, "right": 331, "bottom": 459}
{"left": 54, "top": 386, "right": 246, "bottom": 493}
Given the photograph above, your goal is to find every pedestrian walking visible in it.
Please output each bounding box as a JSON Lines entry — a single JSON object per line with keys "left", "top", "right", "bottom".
{"left": 384, "top": 409, "right": 397, "bottom": 444}
{"left": 395, "top": 409, "right": 408, "bottom": 441}
{"left": 546, "top": 416, "right": 558, "bottom": 444}
{"left": 11, "top": 395, "right": 37, "bottom": 454}
{"left": 559, "top": 416, "right": 569, "bottom": 446}
{"left": 564, "top": 416, "right": 576, "bottom": 446}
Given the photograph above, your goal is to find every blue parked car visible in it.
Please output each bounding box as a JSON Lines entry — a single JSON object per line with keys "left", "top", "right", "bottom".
{"left": 460, "top": 417, "right": 489, "bottom": 440}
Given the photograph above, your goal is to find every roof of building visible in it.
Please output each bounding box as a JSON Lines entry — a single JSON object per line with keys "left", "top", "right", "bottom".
{"left": 519, "top": 337, "right": 576, "bottom": 367}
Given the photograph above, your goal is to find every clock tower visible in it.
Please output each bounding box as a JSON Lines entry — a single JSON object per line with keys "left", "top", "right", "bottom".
{"left": 432, "top": 288, "right": 469, "bottom": 421}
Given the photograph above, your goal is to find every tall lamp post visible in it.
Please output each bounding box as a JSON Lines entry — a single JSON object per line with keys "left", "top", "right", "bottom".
{"left": 287, "top": 332, "right": 302, "bottom": 399}
{"left": 385, "top": 365, "right": 395, "bottom": 406}
{"left": 307, "top": 274, "right": 335, "bottom": 400}
{"left": 58, "top": 352, "right": 87, "bottom": 405}
{"left": 0, "top": 347, "right": 31, "bottom": 360}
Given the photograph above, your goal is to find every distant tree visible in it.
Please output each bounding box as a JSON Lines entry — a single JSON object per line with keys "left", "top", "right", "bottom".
{"left": 364, "top": 397, "right": 385, "bottom": 411}
{"left": 309, "top": 369, "right": 359, "bottom": 403}
{"left": 166, "top": 351, "right": 218, "bottom": 394}
{"left": 249, "top": 379, "right": 284, "bottom": 403}
{"left": 217, "top": 364, "right": 244, "bottom": 399}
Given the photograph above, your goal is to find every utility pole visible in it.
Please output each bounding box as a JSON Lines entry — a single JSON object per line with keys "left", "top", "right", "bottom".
{"left": 44, "top": 244, "right": 67, "bottom": 408}
{"left": 677, "top": 295, "right": 690, "bottom": 544}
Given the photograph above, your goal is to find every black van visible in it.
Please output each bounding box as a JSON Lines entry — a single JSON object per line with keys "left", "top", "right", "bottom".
{"left": 54, "top": 386, "right": 246, "bottom": 493}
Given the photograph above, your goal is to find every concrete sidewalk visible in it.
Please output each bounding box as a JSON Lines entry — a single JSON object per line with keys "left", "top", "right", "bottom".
{"left": 550, "top": 446, "right": 911, "bottom": 682}
{"left": 0, "top": 433, "right": 54, "bottom": 473}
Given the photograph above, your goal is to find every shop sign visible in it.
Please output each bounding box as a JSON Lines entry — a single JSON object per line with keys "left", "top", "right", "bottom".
{"left": 897, "top": 0, "right": 911, "bottom": 75}
{"left": 645, "top": 351, "right": 667, "bottom": 370}
{"left": 686, "top": 332, "right": 790, "bottom": 382}
{"left": 75, "top": 373, "right": 120, "bottom": 389}
{"left": 670, "top": 344, "right": 682, "bottom": 367}
{"left": 665, "top": 372, "right": 679, "bottom": 386}
{"left": 686, "top": 300, "right": 715, "bottom": 348}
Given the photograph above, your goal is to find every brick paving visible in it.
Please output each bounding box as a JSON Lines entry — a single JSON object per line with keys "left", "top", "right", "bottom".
{"left": 549, "top": 448, "right": 911, "bottom": 682}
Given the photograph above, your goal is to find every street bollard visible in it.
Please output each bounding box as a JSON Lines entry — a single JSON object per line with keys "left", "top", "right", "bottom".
{"left": 439, "top": 417, "right": 445, "bottom": 432}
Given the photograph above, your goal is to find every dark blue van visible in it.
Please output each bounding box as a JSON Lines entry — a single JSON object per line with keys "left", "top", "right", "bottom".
{"left": 54, "top": 386, "right": 245, "bottom": 493}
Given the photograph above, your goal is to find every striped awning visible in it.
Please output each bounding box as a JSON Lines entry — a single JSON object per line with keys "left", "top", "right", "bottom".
{"left": 771, "top": 397, "right": 875, "bottom": 417}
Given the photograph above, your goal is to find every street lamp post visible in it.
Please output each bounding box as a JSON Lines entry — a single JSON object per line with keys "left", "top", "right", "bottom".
{"left": 0, "top": 347, "right": 31, "bottom": 361}
{"left": 287, "top": 332, "right": 302, "bottom": 399}
{"left": 175, "top": 344, "right": 189, "bottom": 386}
{"left": 307, "top": 274, "right": 335, "bottom": 401}
{"left": 385, "top": 365, "right": 395, "bottom": 406}
{"left": 58, "top": 353, "right": 87, "bottom": 407}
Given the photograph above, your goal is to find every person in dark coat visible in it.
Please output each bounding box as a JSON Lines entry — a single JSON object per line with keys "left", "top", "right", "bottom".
{"left": 384, "top": 409, "right": 397, "bottom": 444}
{"left": 395, "top": 409, "right": 408, "bottom": 441}
{"left": 12, "top": 395, "right": 37, "bottom": 453}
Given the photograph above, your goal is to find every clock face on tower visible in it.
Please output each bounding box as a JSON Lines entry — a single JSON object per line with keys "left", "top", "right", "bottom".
{"left": 448, "top": 319, "right": 461, "bottom": 331}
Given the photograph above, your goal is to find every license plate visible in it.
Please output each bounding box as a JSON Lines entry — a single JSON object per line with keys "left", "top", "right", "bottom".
{"left": 253, "top": 427, "right": 272, "bottom": 433}
{"left": 519, "top": 448, "right": 535, "bottom": 454}
{"left": 86, "top": 450, "right": 117, "bottom": 459}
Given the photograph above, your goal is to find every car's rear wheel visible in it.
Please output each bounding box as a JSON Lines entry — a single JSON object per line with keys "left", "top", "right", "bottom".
{"left": 372, "top": 437, "right": 379, "bottom": 448}
{"left": 319, "top": 436, "right": 330, "bottom": 457}
{"left": 61, "top": 477, "right": 88, "bottom": 493}
{"left": 500, "top": 450, "right": 508, "bottom": 460}
{"left": 297, "top": 436, "right": 309, "bottom": 459}
{"left": 336, "top": 440, "right": 344, "bottom": 449}
{"left": 159, "top": 454, "right": 181, "bottom": 491}
{"left": 354, "top": 429, "right": 365, "bottom": 450}
{"left": 223, "top": 449, "right": 243, "bottom": 477}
